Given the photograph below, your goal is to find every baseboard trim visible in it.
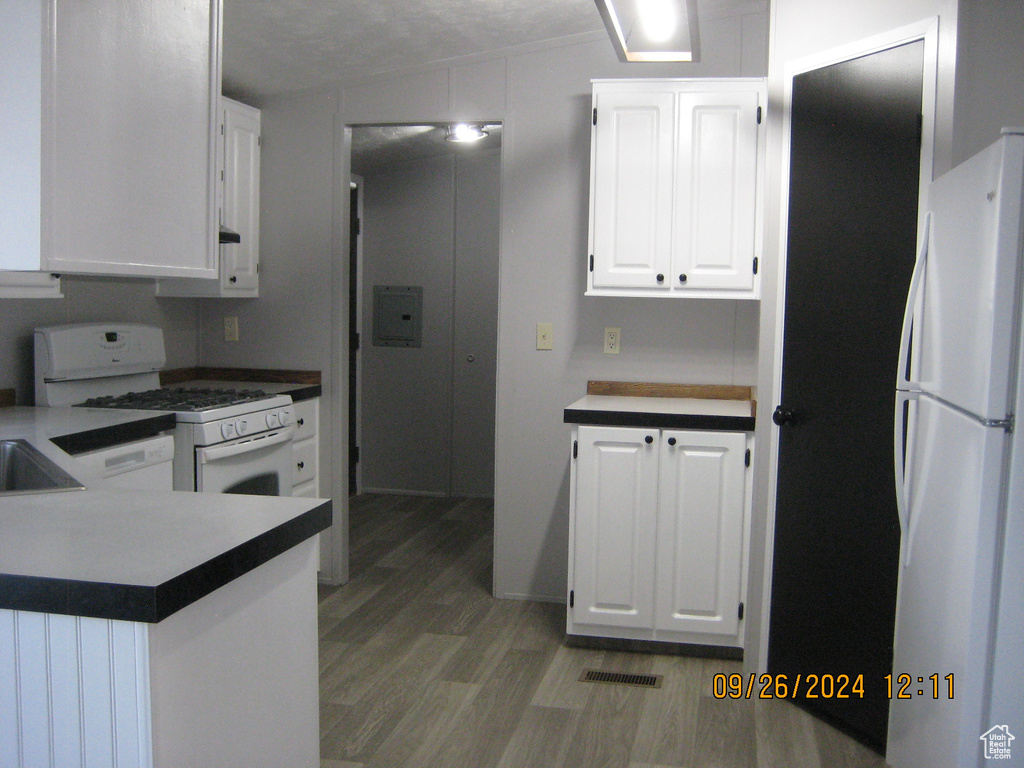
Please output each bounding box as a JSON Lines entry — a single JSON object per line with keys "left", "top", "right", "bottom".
{"left": 566, "top": 634, "right": 744, "bottom": 660}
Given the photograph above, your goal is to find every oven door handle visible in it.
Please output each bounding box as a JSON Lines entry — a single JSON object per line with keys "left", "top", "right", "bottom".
{"left": 197, "top": 427, "right": 295, "bottom": 464}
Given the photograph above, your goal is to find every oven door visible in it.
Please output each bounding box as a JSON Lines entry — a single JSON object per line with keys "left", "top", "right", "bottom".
{"left": 195, "top": 427, "right": 295, "bottom": 496}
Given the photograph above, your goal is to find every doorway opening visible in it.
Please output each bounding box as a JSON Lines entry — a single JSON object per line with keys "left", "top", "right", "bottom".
{"left": 347, "top": 123, "right": 502, "bottom": 500}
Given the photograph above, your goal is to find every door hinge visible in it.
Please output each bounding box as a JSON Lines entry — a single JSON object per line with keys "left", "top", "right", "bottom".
{"left": 589, "top": 254, "right": 594, "bottom": 272}
{"left": 258, "top": 135, "right": 262, "bottom": 147}
{"left": 756, "top": 106, "right": 762, "bottom": 125}
{"left": 593, "top": 108, "right": 597, "bottom": 126}
{"left": 220, "top": 123, "right": 225, "bottom": 135}
{"left": 738, "top": 602, "right": 745, "bottom": 620}
{"left": 569, "top": 590, "right": 575, "bottom": 608}
{"left": 354, "top": 216, "right": 362, "bottom": 237}
{"left": 745, "top": 448, "right": 751, "bottom": 467}
{"left": 573, "top": 440, "right": 578, "bottom": 459}
{"left": 753, "top": 257, "right": 759, "bottom": 275}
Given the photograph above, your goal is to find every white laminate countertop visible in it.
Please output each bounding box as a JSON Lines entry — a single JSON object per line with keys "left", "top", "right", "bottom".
{"left": 0, "top": 488, "right": 324, "bottom": 586}
{"left": 0, "top": 406, "right": 331, "bottom": 622}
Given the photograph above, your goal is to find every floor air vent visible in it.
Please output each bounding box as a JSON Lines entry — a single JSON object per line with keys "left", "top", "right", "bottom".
{"left": 578, "top": 669, "right": 663, "bottom": 688}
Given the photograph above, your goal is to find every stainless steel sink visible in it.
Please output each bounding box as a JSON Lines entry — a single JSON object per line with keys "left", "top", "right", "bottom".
{"left": 0, "top": 439, "right": 85, "bottom": 495}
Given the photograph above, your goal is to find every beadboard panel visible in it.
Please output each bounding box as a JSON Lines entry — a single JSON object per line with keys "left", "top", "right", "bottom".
{"left": 0, "top": 610, "right": 152, "bottom": 768}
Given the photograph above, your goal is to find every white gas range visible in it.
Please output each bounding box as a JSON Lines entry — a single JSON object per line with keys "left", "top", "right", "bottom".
{"left": 34, "top": 323, "right": 296, "bottom": 495}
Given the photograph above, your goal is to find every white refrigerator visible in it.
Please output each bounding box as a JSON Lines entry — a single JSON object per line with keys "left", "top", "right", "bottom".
{"left": 889, "top": 128, "right": 1024, "bottom": 768}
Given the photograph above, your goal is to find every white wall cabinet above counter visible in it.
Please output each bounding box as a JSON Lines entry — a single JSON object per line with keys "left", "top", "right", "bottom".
{"left": 158, "top": 97, "right": 261, "bottom": 297}
{"left": 0, "top": 0, "right": 221, "bottom": 279}
{"left": 587, "top": 78, "right": 765, "bottom": 300}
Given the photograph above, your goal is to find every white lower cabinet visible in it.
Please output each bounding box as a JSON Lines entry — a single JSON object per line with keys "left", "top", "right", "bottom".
{"left": 568, "top": 424, "right": 751, "bottom": 647}
{"left": 290, "top": 397, "right": 320, "bottom": 497}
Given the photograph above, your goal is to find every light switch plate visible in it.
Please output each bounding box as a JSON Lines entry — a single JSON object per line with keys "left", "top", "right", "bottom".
{"left": 536, "top": 323, "right": 554, "bottom": 350}
{"left": 604, "top": 327, "right": 620, "bottom": 354}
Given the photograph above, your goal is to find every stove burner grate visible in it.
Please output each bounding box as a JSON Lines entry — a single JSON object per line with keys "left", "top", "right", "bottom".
{"left": 77, "top": 387, "right": 274, "bottom": 413}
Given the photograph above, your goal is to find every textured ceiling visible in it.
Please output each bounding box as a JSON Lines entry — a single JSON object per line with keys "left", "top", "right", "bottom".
{"left": 222, "top": 0, "right": 605, "bottom": 99}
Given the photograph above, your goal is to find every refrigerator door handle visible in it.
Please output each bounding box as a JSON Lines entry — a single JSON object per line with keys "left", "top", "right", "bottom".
{"left": 894, "top": 389, "right": 918, "bottom": 540}
{"left": 896, "top": 213, "right": 930, "bottom": 391}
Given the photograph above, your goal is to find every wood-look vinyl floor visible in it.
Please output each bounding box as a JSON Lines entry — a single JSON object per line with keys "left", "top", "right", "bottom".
{"left": 318, "top": 494, "right": 890, "bottom": 768}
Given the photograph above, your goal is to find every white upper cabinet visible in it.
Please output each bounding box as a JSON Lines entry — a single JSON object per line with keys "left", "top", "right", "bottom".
{"left": 158, "top": 97, "right": 261, "bottom": 297}
{"left": 0, "top": 0, "right": 220, "bottom": 279}
{"left": 587, "top": 79, "right": 765, "bottom": 299}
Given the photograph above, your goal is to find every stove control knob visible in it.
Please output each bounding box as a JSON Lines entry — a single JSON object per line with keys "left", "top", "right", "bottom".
{"left": 279, "top": 409, "right": 293, "bottom": 427}
{"left": 235, "top": 418, "right": 250, "bottom": 436}
{"left": 221, "top": 422, "right": 236, "bottom": 440}
{"left": 266, "top": 411, "right": 280, "bottom": 429}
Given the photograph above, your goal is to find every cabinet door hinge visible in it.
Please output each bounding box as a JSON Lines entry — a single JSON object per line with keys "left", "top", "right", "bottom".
{"left": 354, "top": 216, "right": 362, "bottom": 237}
{"left": 569, "top": 590, "right": 575, "bottom": 608}
{"left": 573, "top": 440, "right": 578, "bottom": 459}
{"left": 593, "top": 107, "right": 597, "bottom": 126}
{"left": 756, "top": 106, "right": 762, "bottom": 124}
{"left": 738, "top": 602, "right": 745, "bottom": 620}
{"left": 745, "top": 448, "right": 751, "bottom": 467}
{"left": 589, "top": 254, "right": 594, "bottom": 272}
{"left": 753, "top": 257, "right": 759, "bottom": 275}
{"left": 258, "top": 135, "right": 262, "bottom": 147}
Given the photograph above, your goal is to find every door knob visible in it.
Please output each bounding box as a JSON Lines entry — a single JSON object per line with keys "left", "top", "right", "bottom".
{"left": 466, "top": 354, "right": 475, "bottom": 363}
{"left": 772, "top": 405, "right": 797, "bottom": 427}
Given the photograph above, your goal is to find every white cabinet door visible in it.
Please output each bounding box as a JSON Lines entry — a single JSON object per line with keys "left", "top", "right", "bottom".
{"left": 572, "top": 426, "right": 659, "bottom": 630}
{"left": 44, "top": 0, "right": 220, "bottom": 278}
{"left": 654, "top": 430, "right": 746, "bottom": 638}
{"left": 589, "top": 90, "right": 675, "bottom": 291}
{"left": 220, "top": 98, "right": 261, "bottom": 294}
{"left": 673, "top": 90, "right": 760, "bottom": 293}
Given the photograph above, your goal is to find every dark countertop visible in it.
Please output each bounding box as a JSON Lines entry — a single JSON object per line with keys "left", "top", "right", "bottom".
{"left": 564, "top": 394, "right": 756, "bottom": 432}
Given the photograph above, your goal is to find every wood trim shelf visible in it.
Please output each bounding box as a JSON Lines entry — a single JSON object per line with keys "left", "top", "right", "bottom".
{"left": 160, "top": 367, "right": 321, "bottom": 386}
{"left": 586, "top": 381, "right": 756, "bottom": 417}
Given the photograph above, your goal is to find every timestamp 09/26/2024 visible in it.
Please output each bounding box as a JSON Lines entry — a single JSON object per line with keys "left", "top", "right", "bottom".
{"left": 711, "top": 673, "right": 955, "bottom": 700}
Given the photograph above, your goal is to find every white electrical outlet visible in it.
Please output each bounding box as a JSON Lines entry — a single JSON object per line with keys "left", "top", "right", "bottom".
{"left": 604, "top": 327, "right": 620, "bottom": 354}
{"left": 224, "top": 316, "right": 239, "bottom": 342}
{"left": 536, "top": 322, "right": 554, "bottom": 350}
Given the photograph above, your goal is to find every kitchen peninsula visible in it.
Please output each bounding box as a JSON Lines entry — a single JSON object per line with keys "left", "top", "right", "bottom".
{"left": 0, "top": 407, "right": 329, "bottom": 768}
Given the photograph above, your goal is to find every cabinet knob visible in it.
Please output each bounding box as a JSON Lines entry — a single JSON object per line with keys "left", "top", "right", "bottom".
{"left": 667, "top": 437, "right": 676, "bottom": 446}
{"left": 297, "top": 461, "right": 305, "bottom": 470}
{"left": 229, "top": 275, "right": 238, "bottom": 283}
{"left": 645, "top": 435, "right": 654, "bottom": 444}
{"left": 679, "top": 274, "right": 687, "bottom": 284}
{"left": 656, "top": 273, "right": 665, "bottom": 283}
{"left": 296, "top": 418, "right": 304, "bottom": 426}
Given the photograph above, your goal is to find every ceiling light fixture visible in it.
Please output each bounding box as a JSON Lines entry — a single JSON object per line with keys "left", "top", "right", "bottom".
{"left": 594, "top": 0, "right": 700, "bottom": 62}
{"left": 445, "top": 124, "right": 489, "bottom": 143}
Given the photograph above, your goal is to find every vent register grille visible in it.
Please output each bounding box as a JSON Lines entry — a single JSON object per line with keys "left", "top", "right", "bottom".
{"left": 578, "top": 669, "right": 663, "bottom": 689}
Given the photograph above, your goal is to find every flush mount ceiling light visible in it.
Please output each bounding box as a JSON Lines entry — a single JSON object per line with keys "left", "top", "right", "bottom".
{"left": 595, "top": 0, "right": 700, "bottom": 62}
{"left": 445, "top": 124, "right": 489, "bottom": 143}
